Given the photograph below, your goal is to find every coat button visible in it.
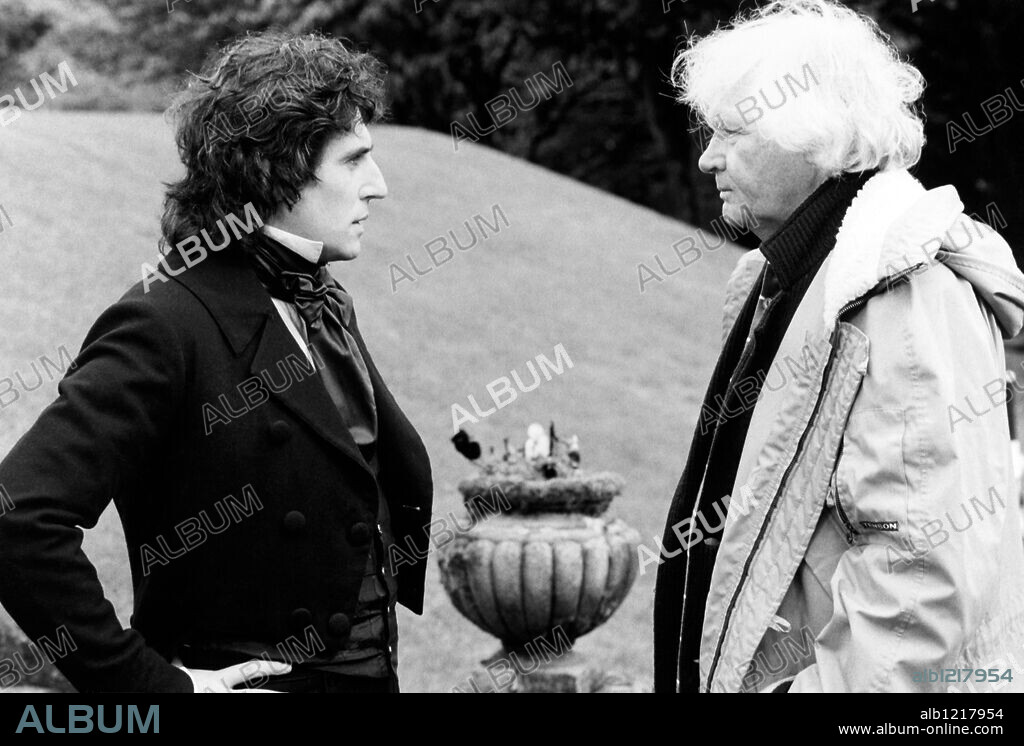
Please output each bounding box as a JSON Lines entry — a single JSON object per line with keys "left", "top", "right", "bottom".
{"left": 290, "top": 608, "right": 313, "bottom": 630}
{"left": 348, "top": 522, "right": 371, "bottom": 546}
{"left": 283, "top": 510, "right": 306, "bottom": 533}
{"left": 268, "top": 420, "right": 292, "bottom": 444}
{"left": 327, "top": 613, "right": 351, "bottom": 638}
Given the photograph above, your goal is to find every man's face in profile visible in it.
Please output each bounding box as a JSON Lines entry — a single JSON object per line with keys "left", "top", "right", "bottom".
{"left": 270, "top": 119, "right": 388, "bottom": 262}
{"left": 697, "top": 105, "right": 826, "bottom": 241}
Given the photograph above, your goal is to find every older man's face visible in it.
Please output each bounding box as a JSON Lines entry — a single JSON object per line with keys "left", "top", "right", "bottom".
{"left": 698, "top": 109, "right": 827, "bottom": 241}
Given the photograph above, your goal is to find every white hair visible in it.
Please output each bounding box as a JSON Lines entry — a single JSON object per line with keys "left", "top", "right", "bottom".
{"left": 672, "top": 0, "right": 926, "bottom": 175}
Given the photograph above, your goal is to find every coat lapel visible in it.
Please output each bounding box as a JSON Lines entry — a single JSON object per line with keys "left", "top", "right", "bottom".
{"left": 167, "top": 247, "right": 373, "bottom": 476}
{"left": 248, "top": 312, "right": 373, "bottom": 474}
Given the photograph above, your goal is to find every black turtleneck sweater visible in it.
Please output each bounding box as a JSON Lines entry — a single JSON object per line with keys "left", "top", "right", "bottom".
{"left": 654, "top": 170, "right": 875, "bottom": 693}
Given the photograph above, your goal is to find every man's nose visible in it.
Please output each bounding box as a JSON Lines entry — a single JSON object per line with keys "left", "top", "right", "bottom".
{"left": 698, "top": 138, "right": 724, "bottom": 175}
{"left": 362, "top": 158, "right": 388, "bottom": 200}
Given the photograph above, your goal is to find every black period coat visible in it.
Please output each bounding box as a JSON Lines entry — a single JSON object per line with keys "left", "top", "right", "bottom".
{"left": 0, "top": 247, "right": 433, "bottom": 692}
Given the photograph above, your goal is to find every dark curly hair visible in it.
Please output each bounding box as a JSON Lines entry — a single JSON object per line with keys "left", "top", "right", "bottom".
{"left": 160, "top": 31, "right": 387, "bottom": 254}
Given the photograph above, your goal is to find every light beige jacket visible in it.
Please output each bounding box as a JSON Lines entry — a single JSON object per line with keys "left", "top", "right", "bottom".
{"left": 700, "top": 169, "right": 1024, "bottom": 693}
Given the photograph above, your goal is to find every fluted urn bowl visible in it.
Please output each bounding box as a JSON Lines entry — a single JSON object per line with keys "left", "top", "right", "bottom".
{"left": 437, "top": 511, "right": 641, "bottom": 650}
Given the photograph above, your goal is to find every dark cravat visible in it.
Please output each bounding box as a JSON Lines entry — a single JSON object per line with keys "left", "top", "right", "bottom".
{"left": 247, "top": 234, "right": 377, "bottom": 447}
{"left": 248, "top": 233, "right": 345, "bottom": 332}
{"left": 310, "top": 294, "right": 377, "bottom": 447}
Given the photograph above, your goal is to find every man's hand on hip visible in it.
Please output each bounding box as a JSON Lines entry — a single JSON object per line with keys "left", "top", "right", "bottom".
{"left": 172, "top": 657, "right": 292, "bottom": 693}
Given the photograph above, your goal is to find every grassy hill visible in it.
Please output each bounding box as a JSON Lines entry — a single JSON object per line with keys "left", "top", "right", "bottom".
{"left": 0, "top": 111, "right": 743, "bottom": 692}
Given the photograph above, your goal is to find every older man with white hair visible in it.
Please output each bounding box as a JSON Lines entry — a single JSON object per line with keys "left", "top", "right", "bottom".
{"left": 654, "top": 0, "right": 1024, "bottom": 693}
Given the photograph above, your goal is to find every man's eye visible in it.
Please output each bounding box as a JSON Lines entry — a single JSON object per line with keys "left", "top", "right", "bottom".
{"left": 696, "top": 125, "right": 740, "bottom": 148}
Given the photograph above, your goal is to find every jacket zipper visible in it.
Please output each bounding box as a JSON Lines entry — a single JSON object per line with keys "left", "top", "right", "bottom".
{"left": 831, "top": 442, "right": 858, "bottom": 544}
{"left": 705, "top": 267, "right": 919, "bottom": 688}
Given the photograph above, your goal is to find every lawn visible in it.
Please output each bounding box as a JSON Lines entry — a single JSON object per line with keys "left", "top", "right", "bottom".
{"left": 0, "top": 111, "right": 742, "bottom": 692}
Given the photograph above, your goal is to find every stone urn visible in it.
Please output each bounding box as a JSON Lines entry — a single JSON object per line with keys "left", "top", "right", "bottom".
{"left": 437, "top": 438, "right": 641, "bottom": 679}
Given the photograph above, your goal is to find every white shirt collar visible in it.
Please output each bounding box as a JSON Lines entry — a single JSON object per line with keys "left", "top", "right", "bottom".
{"left": 262, "top": 224, "right": 324, "bottom": 265}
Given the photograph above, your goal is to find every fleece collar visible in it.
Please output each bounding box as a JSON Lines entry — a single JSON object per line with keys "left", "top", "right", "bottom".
{"left": 822, "top": 168, "right": 965, "bottom": 327}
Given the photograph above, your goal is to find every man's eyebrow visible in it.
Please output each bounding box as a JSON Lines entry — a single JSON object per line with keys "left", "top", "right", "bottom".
{"left": 340, "top": 144, "right": 373, "bottom": 159}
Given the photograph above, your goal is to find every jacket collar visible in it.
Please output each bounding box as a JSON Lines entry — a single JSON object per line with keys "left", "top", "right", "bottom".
{"left": 824, "top": 168, "right": 1024, "bottom": 338}
{"left": 163, "top": 245, "right": 378, "bottom": 475}
{"left": 822, "top": 168, "right": 965, "bottom": 328}
{"left": 163, "top": 247, "right": 272, "bottom": 356}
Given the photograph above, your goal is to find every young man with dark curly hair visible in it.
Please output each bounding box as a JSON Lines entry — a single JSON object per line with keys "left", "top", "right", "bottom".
{"left": 0, "top": 32, "right": 432, "bottom": 693}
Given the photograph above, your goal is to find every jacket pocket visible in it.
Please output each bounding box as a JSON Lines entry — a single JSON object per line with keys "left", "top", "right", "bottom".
{"left": 827, "top": 451, "right": 858, "bottom": 545}
{"left": 834, "top": 407, "right": 910, "bottom": 545}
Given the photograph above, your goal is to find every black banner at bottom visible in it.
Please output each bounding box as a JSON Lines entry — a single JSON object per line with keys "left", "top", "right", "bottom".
{"left": 0, "top": 693, "right": 1018, "bottom": 737}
